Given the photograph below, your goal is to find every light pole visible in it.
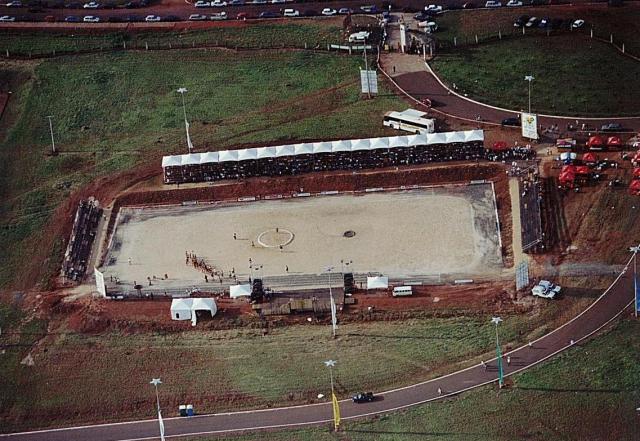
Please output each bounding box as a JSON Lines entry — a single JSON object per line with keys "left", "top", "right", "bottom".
{"left": 326, "top": 266, "right": 337, "bottom": 338}
{"left": 150, "top": 378, "right": 165, "bottom": 441}
{"left": 323, "top": 359, "right": 340, "bottom": 431}
{"left": 491, "top": 316, "right": 504, "bottom": 388}
{"left": 524, "top": 75, "right": 534, "bottom": 114}
{"left": 177, "top": 87, "right": 192, "bottom": 153}
{"left": 46, "top": 115, "right": 56, "bottom": 155}
{"left": 632, "top": 244, "right": 640, "bottom": 318}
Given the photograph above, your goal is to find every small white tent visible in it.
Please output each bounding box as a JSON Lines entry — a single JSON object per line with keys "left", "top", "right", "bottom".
{"left": 171, "top": 298, "right": 193, "bottom": 320}
{"left": 367, "top": 276, "right": 389, "bottom": 290}
{"left": 191, "top": 297, "right": 217, "bottom": 317}
{"left": 230, "top": 284, "right": 251, "bottom": 299}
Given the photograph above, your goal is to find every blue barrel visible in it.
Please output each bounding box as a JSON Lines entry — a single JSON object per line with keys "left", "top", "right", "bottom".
{"left": 186, "top": 404, "right": 194, "bottom": 417}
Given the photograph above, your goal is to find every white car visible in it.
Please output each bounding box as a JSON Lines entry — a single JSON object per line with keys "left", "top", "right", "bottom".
{"left": 283, "top": 8, "right": 299, "bottom": 16}
{"left": 572, "top": 19, "right": 585, "bottom": 28}
{"left": 271, "top": 0, "right": 285, "bottom": 3}
{"left": 348, "top": 30, "right": 369, "bottom": 42}
{"left": 210, "top": 11, "right": 227, "bottom": 19}
{"left": 0, "top": 15, "right": 16, "bottom": 21}
{"left": 188, "top": 13, "right": 207, "bottom": 20}
{"left": 83, "top": 15, "right": 100, "bottom": 21}
{"left": 485, "top": 0, "right": 501, "bottom": 7}
{"left": 418, "top": 20, "right": 438, "bottom": 32}
{"left": 194, "top": 1, "right": 210, "bottom": 7}
{"left": 83, "top": 1, "right": 99, "bottom": 8}
{"left": 424, "top": 4, "right": 443, "bottom": 13}
{"left": 211, "top": 0, "right": 226, "bottom": 5}
{"left": 145, "top": 14, "right": 160, "bottom": 21}
{"left": 531, "top": 280, "right": 561, "bottom": 299}
{"left": 506, "top": 0, "right": 522, "bottom": 5}
{"left": 321, "top": 7, "right": 337, "bottom": 15}
{"left": 5, "top": 1, "right": 22, "bottom": 6}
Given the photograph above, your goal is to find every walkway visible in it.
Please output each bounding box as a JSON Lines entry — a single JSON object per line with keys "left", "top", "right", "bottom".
{"left": 2, "top": 251, "right": 635, "bottom": 441}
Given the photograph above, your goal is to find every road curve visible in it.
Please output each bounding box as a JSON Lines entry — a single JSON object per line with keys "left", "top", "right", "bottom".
{"left": 1, "top": 251, "right": 635, "bottom": 441}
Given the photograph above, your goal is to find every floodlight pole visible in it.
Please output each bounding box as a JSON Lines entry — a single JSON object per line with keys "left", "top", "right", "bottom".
{"left": 46, "top": 115, "right": 56, "bottom": 155}
{"left": 323, "top": 360, "right": 339, "bottom": 431}
{"left": 491, "top": 317, "right": 504, "bottom": 388}
{"left": 363, "top": 37, "right": 371, "bottom": 99}
{"left": 150, "top": 378, "right": 165, "bottom": 441}
{"left": 524, "top": 75, "right": 534, "bottom": 114}
{"left": 635, "top": 249, "right": 638, "bottom": 318}
{"left": 177, "top": 87, "right": 191, "bottom": 154}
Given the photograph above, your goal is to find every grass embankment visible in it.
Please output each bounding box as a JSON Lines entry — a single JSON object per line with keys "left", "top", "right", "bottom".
{"left": 430, "top": 35, "right": 640, "bottom": 116}
{"left": 0, "top": 20, "right": 343, "bottom": 56}
{"left": 188, "top": 319, "right": 640, "bottom": 441}
{"left": 0, "top": 49, "right": 403, "bottom": 289}
{"left": 0, "top": 306, "right": 577, "bottom": 431}
{"left": 435, "top": 5, "right": 640, "bottom": 54}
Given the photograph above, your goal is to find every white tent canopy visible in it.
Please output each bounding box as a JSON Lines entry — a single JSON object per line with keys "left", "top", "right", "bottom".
{"left": 230, "top": 284, "right": 252, "bottom": 299}
{"left": 162, "top": 130, "right": 486, "bottom": 168}
{"left": 191, "top": 297, "right": 218, "bottom": 317}
{"left": 171, "top": 298, "right": 193, "bottom": 320}
{"left": 367, "top": 276, "right": 389, "bottom": 290}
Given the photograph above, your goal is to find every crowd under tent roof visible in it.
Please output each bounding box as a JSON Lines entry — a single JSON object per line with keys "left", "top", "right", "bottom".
{"left": 161, "top": 130, "right": 485, "bottom": 168}
{"left": 367, "top": 276, "right": 389, "bottom": 290}
{"left": 230, "top": 284, "right": 252, "bottom": 299}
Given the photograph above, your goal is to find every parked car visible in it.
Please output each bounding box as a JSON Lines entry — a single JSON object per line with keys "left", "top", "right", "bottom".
{"left": 124, "top": 1, "right": 139, "bottom": 7}
{"left": 194, "top": 0, "right": 210, "bottom": 6}
{"left": 83, "top": 14, "right": 100, "bottom": 21}
{"left": 236, "top": 11, "right": 247, "bottom": 19}
{"left": 64, "top": 14, "right": 80, "bottom": 20}
{"left": 525, "top": 16, "right": 539, "bottom": 27}
{"left": 424, "top": 4, "right": 443, "bottom": 13}
{"left": 513, "top": 14, "right": 529, "bottom": 26}
{"left": 5, "top": 1, "right": 23, "bottom": 6}
{"left": 258, "top": 10, "right": 278, "bottom": 17}
{"left": 321, "top": 7, "right": 336, "bottom": 15}
{"left": 571, "top": 18, "right": 585, "bottom": 28}
{"left": 484, "top": 0, "right": 501, "bottom": 7}
{"left": 531, "top": 280, "right": 561, "bottom": 299}
{"left": 502, "top": 116, "right": 520, "bottom": 126}
{"left": 418, "top": 20, "right": 438, "bottom": 32}
{"left": 271, "top": 0, "right": 285, "bottom": 3}
{"left": 601, "top": 122, "right": 623, "bottom": 132}
{"left": 352, "top": 392, "right": 375, "bottom": 403}
{"left": 462, "top": 2, "right": 476, "bottom": 8}
{"left": 228, "top": 0, "right": 244, "bottom": 4}
{"left": 282, "top": 8, "right": 298, "bottom": 16}
{"left": 125, "top": 14, "right": 141, "bottom": 21}
{"left": 210, "top": 11, "right": 227, "bottom": 19}
{"left": 251, "top": 0, "right": 266, "bottom": 3}
{"left": 414, "top": 11, "right": 431, "bottom": 20}
{"left": 188, "top": 13, "right": 207, "bottom": 19}
{"left": 211, "top": 0, "right": 226, "bottom": 6}
{"left": 348, "top": 30, "right": 369, "bottom": 42}
{"left": 83, "top": 1, "right": 99, "bottom": 8}
{"left": 0, "top": 15, "right": 16, "bottom": 21}
{"left": 338, "top": 7, "right": 352, "bottom": 14}
{"left": 144, "top": 14, "right": 160, "bottom": 21}
{"left": 360, "top": 4, "right": 378, "bottom": 13}
{"left": 506, "top": 0, "right": 522, "bottom": 6}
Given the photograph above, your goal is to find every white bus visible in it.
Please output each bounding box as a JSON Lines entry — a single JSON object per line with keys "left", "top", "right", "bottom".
{"left": 383, "top": 108, "right": 435, "bottom": 134}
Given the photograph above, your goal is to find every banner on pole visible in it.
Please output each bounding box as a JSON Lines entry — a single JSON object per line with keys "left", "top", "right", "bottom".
{"left": 635, "top": 274, "right": 640, "bottom": 316}
{"left": 158, "top": 409, "right": 166, "bottom": 441}
{"left": 360, "top": 70, "right": 378, "bottom": 95}
{"left": 94, "top": 267, "right": 106, "bottom": 298}
{"left": 521, "top": 112, "right": 538, "bottom": 139}
{"left": 330, "top": 294, "right": 338, "bottom": 334}
{"left": 331, "top": 391, "right": 341, "bottom": 430}
{"left": 186, "top": 120, "right": 194, "bottom": 151}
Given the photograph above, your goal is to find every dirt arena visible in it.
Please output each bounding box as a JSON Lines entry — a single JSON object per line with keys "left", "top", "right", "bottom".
{"left": 101, "top": 184, "right": 503, "bottom": 292}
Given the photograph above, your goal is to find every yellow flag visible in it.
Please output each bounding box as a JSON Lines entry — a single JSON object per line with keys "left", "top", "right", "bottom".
{"left": 331, "top": 391, "right": 341, "bottom": 431}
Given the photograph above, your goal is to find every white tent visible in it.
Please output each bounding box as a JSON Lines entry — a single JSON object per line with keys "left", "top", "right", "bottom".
{"left": 369, "top": 137, "right": 390, "bottom": 150}
{"left": 237, "top": 148, "right": 258, "bottom": 161}
{"left": 331, "top": 140, "right": 352, "bottom": 152}
{"left": 191, "top": 297, "right": 217, "bottom": 317}
{"left": 275, "top": 145, "right": 295, "bottom": 157}
{"left": 351, "top": 138, "right": 372, "bottom": 151}
{"left": 200, "top": 151, "right": 219, "bottom": 164}
{"left": 312, "top": 142, "right": 333, "bottom": 154}
{"left": 230, "top": 284, "right": 252, "bottom": 299}
{"left": 367, "top": 276, "right": 389, "bottom": 290}
{"left": 218, "top": 150, "right": 239, "bottom": 162}
{"left": 171, "top": 298, "right": 193, "bottom": 320}
{"left": 294, "top": 143, "right": 314, "bottom": 155}
{"left": 257, "top": 147, "right": 277, "bottom": 159}
{"left": 182, "top": 153, "right": 201, "bottom": 166}
{"left": 162, "top": 156, "right": 182, "bottom": 167}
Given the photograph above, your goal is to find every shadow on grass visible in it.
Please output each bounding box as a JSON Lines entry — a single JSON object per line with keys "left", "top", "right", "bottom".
{"left": 516, "top": 386, "right": 623, "bottom": 394}
{"left": 344, "top": 333, "right": 451, "bottom": 340}
{"left": 346, "top": 428, "right": 493, "bottom": 437}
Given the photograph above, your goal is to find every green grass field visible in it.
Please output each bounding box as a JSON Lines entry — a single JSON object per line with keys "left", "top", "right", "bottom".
{"left": 0, "top": 48, "right": 402, "bottom": 289}
{"left": 179, "top": 318, "right": 640, "bottom": 441}
{"left": 0, "top": 300, "right": 586, "bottom": 432}
{"left": 0, "top": 20, "right": 343, "bottom": 56}
{"left": 430, "top": 35, "right": 640, "bottom": 116}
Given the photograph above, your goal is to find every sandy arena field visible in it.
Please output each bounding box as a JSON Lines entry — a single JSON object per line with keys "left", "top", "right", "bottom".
{"left": 101, "top": 185, "right": 502, "bottom": 292}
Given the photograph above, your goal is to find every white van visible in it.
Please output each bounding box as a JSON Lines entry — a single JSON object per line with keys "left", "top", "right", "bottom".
{"left": 348, "top": 31, "right": 370, "bottom": 42}
{"left": 392, "top": 286, "right": 413, "bottom": 297}
{"left": 283, "top": 8, "right": 299, "bottom": 16}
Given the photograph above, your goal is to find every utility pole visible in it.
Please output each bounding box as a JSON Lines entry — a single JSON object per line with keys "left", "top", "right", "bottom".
{"left": 524, "top": 75, "right": 534, "bottom": 114}
{"left": 46, "top": 115, "right": 57, "bottom": 155}
{"left": 363, "top": 38, "right": 371, "bottom": 99}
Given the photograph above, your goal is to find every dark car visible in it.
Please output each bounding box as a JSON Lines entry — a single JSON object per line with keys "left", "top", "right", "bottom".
{"left": 601, "top": 122, "right": 623, "bottom": 132}
{"left": 64, "top": 1, "right": 82, "bottom": 7}
{"left": 352, "top": 392, "right": 375, "bottom": 403}
{"left": 163, "top": 14, "right": 179, "bottom": 21}
{"left": 124, "top": 1, "right": 139, "bottom": 7}
{"left": 303, "top": 9, "right": 316, "bottom": 16}
{"left": 502, "top": 116, "right": 520, "bottom": 126}
{"left": 258, "top": 10, "right": 279, "bottom": 18}
{"left": 414, "top": 11, "right": 431, "bottom": 20}
{"left": 64, "top": 14, "right": 80, "bottom": 21}
{"left": 360, "top": 4, "right": 378, "bottom": 13}
{"left": 462, "top": 2, "right": 476, "bottom": 8}
{"left": 107, "top": 15, "right": 123, "bottom": 21}
{"left": 513, "top": 14, "right": 529, "bottom": 26}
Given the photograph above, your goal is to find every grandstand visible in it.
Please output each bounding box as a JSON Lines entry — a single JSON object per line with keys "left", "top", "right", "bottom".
{"left": 161, "top": 130, "right": 488, "bottom": 184}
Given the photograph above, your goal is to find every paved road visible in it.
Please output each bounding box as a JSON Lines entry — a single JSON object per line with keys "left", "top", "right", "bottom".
{"left": 2, "top": 252, "right": 635, "bottom": 441}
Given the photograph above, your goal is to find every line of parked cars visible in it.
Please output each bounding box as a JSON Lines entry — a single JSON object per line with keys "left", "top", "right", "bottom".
{"left": 2, "top": 0, "right": 150, "bottom": 8}
{"left": 513, "top": 15, "right": 585, "bottom": 29}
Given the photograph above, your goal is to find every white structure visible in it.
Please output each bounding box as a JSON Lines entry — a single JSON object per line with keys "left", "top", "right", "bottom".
{"left": 230, "top": 284, "right": 252, "bottom": 299}
{"left": 170, "top": 298, "right": 218, "bottom": 325}
{"left": 383, "top": 109, "right": 436, "bottom": 134}
{"left": 367, "top": 276, "right": 389, "bottom": 290}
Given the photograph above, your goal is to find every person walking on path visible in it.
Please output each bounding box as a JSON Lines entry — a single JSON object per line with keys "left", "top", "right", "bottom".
{"left": 481, "top": 360, "right": 486, "bottom": 371}
{"left": 437, "top": 387, "right": 442, "bottom": 396}
{"left": 506, "top": 356, "right": 511, "bottom": 366}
